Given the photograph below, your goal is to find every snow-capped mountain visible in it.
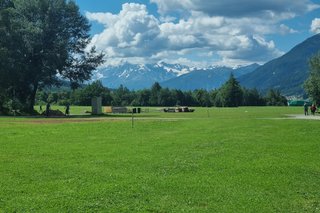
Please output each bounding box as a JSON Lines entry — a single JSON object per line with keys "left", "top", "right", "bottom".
{"left": 161, "top": 64, "right": 260, "bottom": 90}
{"left": 94, "top": 62, "right": 193, "bottom": 90}
{"left": 93, "top": 62, "right": 259, "bottom": 90}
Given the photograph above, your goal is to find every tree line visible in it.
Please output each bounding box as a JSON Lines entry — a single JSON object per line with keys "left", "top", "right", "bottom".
{"left": 35, "top": 74, "right": 288, "bottom": 108}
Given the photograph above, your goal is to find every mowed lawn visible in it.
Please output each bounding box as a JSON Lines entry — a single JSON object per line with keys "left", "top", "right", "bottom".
{"left": 0, "top": 107, "right": 319, "bottom": 212}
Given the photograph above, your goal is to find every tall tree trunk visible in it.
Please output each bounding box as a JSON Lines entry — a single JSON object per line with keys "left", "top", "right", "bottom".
{"left": 28, "top": 82, "right": 38, "bottom": 113}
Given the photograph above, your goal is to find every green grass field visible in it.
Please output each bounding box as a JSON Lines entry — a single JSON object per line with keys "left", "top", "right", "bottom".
{"left": 0, "top": 107, "right": 320, "bottom": 212}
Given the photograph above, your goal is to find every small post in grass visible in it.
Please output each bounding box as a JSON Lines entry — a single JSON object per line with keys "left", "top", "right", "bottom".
{"left": 131, "top": 108, "right": 134, "bottom": 128}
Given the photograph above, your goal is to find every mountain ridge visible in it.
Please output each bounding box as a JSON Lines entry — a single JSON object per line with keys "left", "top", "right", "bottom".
{"left": 160, "top": 64, "right": 260, "bottom": 90}
{"left": 239, "top": 33, "right": 320, "bottom": 95}
{"left": 95, "top": 62, "right": 259, "bottom": 90}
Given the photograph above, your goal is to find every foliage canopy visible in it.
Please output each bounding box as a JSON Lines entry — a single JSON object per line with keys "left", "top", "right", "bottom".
{"left": 0, "top": 0, "right": 104, "bottom": 113}
{"left": 304, "top": 52, "right": 320, "bottom": 105}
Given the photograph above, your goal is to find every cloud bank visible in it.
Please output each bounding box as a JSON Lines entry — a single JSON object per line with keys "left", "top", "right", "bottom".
{"left": 311, "top": 18, "right": 320, "bottom": 34}
{"left": 87, "top": 0, "right": 319, "bottom": 67}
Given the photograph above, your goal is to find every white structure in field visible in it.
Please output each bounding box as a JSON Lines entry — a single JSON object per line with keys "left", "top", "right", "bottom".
{"left": 91, "top": 97, "right": 102, "bottom": 115}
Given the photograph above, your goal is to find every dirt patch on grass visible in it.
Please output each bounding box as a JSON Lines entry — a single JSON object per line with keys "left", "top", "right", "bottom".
{"left": 261, "top": 114, "right": 320, "bottom": 120}
{"left": 1, "top": 117, "right": 119, "bottom": 124}
{"left": 25, "top": 118, "right": 109, "bottom": 124}
{"left": 0, "top": 116, "right": 189, "bottom": 125}
{"left": 285, "top": 114, "right": 320, "bottom": 120}
{"left": 5, "top": 116, "right": 186, "bottom": 125}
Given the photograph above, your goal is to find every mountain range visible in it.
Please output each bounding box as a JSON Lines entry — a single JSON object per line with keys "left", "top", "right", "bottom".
{"left": 161, "top": 64, "right": 260, "bottom": 90}
{"left": 95, "top": 33, "right": 320, "bottom": 95}
{"left": 95, "top": 62, "right": 190, "bottom": 90}
{"left": 239, "top": 33, "right": 320, "bottom": 95}
{"left": 95, "top": 62, "right": 259, "bottom": 90}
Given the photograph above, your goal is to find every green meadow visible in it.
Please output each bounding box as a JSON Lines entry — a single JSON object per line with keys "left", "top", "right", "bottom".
{"left": 0, "top": 107, "right": 319, "bottom": 212}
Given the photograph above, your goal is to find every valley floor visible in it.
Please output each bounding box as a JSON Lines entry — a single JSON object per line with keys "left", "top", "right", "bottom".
{"left": 0, "top": 107, "right": 319, "bottom": 212}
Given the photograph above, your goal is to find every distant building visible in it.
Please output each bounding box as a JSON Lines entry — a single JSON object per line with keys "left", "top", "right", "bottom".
{"left": 288, "top": 100, "right": 311, "bottom": 106}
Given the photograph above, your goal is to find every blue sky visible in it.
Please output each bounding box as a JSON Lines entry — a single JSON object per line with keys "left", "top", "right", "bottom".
{"left": 75, "top": 0, "right": 320, "bottom": 67}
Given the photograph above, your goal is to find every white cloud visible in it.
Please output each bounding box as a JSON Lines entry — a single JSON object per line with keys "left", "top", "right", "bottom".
{"left": 310, "top": 18, "right": 320, "bottom": 34}
{"left": 87, "top": 1, "right": 318, "bottom": 67}
{"left": 279, "top": 24, "right": 298, "bottom": 35}
{"left": 85, "top": 12, "right": 117, "bottom": 27}
{"left": 218, "top": 35, "right": 284, "bottom": 62}
{"left": 87, "top": 3, "right": 165, "bottom": 57}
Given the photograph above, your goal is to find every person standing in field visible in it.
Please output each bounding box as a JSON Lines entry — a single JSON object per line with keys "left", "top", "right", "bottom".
{"left": 65, "top": 103, "right": 70, "bottom": 116}
{"left": 304, "top": 102, "right": 309, "bottom": 116}
{"left": 46, "top": 102, "right": 50, "bottom": 117}
{"left": 310, "top": 104, "right": 317, "bottom": 115}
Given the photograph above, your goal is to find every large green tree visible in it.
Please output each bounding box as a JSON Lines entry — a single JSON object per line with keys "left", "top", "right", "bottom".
{"left": 111, "top": 85, "right": 133, "bottom": 106}
{"left": 149, "top": 82, "right": 162, "bottom": 106}
{"left": 218, "top": 73, "right": 243, "bottom": 107}
{"left": 72, "top": 81, "right": 112, "bottom": 106}
{"left": 265, "top": 89, "right": 287, "bottom": 106}
{"left": 135, "top": 89, "right": 150, "bottom": 106}
{"left": 194, "top": 89, "right": 211, "bottom": 107}
{"left": 0, "top": 0, "right": 26, "bottom": 113}
{"left": 1, "top": 0, "right": 104, "bottom": 113}
{"left": 304, "top": 53, "right": 320, "bottom": 105}
{"left": 242, "top": 88, "right": 265, "bottom": 106}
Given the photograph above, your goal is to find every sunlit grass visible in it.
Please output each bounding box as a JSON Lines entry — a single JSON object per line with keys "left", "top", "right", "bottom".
{"left": 0, "top": 106, "right": 319, "bottom": 212}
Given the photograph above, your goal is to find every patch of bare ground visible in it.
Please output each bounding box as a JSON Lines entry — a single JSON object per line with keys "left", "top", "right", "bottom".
{"left": 4, "top": 116, "right": 187, "bottom": 124}
{"left": 285, "top": 114, "right": 320, "bottom": 120}
{"left": 261, "top": 114, "right": 320, "bottom": 120}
